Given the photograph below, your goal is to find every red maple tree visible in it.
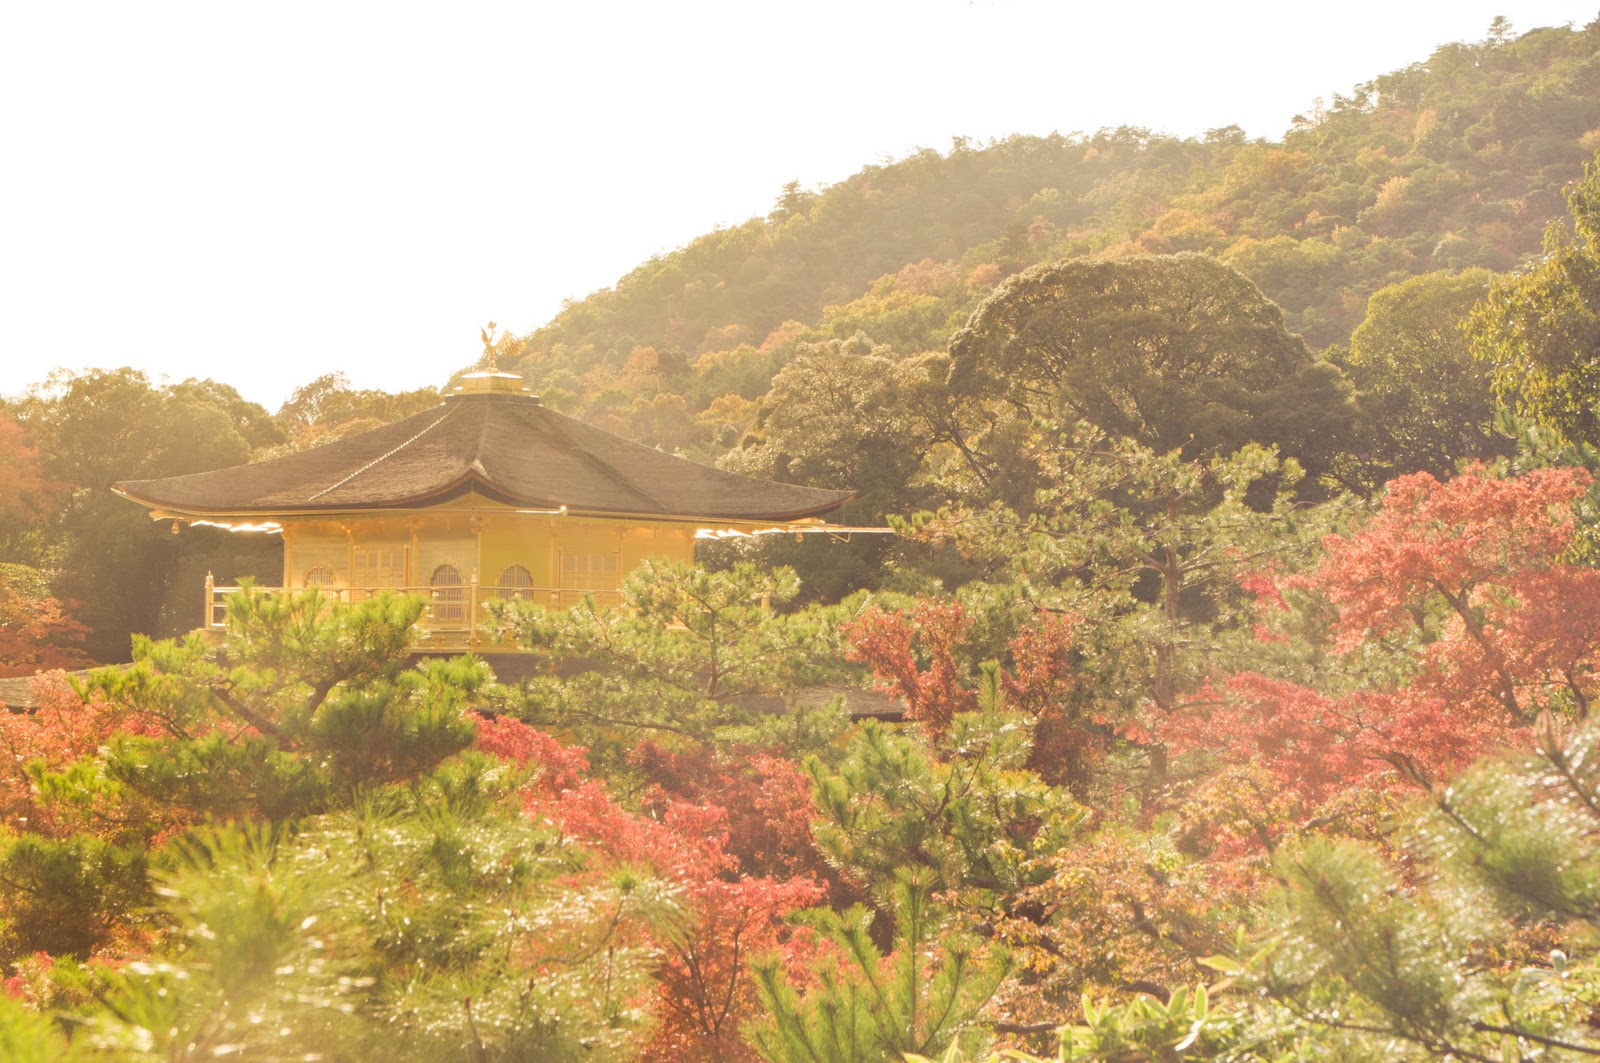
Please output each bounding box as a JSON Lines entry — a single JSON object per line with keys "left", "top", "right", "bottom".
{"left": 476, "top": 715, "right": 823, "bottom": 1061}
{"left": 0, "top": 590, "right": 93, "bottom": 679}
{"left": 845, "top": 599, "right": 1105, "bottom": 791}
{"left": 1168, "top": 466, "right": 1600, "bottom": 806}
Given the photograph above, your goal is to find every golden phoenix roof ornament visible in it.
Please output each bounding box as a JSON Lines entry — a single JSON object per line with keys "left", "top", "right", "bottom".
{"left": 479, "top": 321, "right": 500, "bottom": 373}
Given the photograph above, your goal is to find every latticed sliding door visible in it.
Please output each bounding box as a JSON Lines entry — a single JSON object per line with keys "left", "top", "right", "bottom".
{"left": 559, "top": 551, "right": 620, "bottom": 603}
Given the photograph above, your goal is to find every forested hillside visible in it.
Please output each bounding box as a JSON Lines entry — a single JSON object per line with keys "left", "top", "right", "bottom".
{"left": 500, "top": 20, "right": 1600, "bottom": 460}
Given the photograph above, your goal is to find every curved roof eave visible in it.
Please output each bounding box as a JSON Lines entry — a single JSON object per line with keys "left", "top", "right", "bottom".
{"left": 115, "top": 475, "right": 857, "bottom": 524}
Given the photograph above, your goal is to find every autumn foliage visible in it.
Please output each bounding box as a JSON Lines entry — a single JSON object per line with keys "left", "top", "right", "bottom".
{"left": 845, "top": 598, "right": 976, "bottom": 740}
{"left": 631, "top": 741, "right": 850, "bottom": 896}
{"left": 0, "top": 417, "right": 63, "bottom": 527}
{"left": 1168, "top": 466, "right": 1600, "bottom": 810}
{"left": 480, "top": 714, "right": 824, "bottom": 1061}
{"left": 0, "top": 675, "right": 125, "bottom": 833}
{"left": 846, "top": 600, "right": 1104, "bottom": 792}
{"left": 0, "top": 586, "right": 92, "bottom": 679}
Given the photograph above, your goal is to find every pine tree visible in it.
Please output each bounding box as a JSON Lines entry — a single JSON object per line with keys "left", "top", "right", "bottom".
{"left": 807, "top": 707, "right": 1083, "bottom": 909}
{"left": 491, "top": 560, "right": 850, "bottom": 769}
{"left": 0, "top": 586, "right": 485, "bottom": 963}
{"left": 60, "top": 585, "right": 483, "bottom": 828}
{"left": 1213, "top": 711, "right": 1600, "bottom": 1059}
{"left": 748, "top": 869, "right": 1011, "bottom": 1063}
{"left": 75, "top": 766, "right": 679, "bottom": 1061}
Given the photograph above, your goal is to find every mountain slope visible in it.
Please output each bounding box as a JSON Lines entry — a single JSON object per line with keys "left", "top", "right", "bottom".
{"left": 501, "top": 20, "right": 1600, "bottom": 455}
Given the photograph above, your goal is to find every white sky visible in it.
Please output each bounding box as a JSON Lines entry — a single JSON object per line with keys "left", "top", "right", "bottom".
{"left": 2, "top": 1, "right": 1596, "bottom": 412}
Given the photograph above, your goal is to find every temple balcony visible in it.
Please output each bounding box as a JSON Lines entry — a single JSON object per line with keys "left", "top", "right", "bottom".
{"left": 204, "top": 574, "right": 620, "bottom": 652}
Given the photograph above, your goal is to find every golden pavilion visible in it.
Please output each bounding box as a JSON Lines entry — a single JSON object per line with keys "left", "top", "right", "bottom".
{"left": 112, "top": 368, "right": 855, "bottom": 648}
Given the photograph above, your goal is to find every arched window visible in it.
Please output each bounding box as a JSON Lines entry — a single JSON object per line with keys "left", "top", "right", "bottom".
{"left": 495, "top": 564, "right": 534, "bottom": 600}
{"left": 430, "top": 563, "right": 465, "bottom": 622}
{"left": 303, "top": 563, "right": 336, "bottom": 588}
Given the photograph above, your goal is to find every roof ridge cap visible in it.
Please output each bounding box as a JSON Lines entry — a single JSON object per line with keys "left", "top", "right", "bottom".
{"left": 473, "top": 399, "right": 493, "bottom": 469}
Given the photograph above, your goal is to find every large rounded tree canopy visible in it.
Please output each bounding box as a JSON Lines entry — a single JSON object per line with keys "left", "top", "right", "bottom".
{"left": 947, "top": 254, "right": 1355, "bottom": 475}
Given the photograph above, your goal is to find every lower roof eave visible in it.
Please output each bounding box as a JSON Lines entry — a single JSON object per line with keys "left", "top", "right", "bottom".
{"left": 116, "top": 476, "right": 855, "bottom": 527}
{"left": 135, "top": 502, "right": 864, "bottom": 531}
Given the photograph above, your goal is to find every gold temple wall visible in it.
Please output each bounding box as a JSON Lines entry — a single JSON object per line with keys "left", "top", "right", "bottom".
{"left": 279, "top": 503, "right": 695, "bottom": 598}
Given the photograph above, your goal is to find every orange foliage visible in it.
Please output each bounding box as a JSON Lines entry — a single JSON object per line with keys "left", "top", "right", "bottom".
{"left": 0, "top": 584, "right": 92, "bottom": 679}
{"left": 476, "top": 716, "right": 823, "bottom": 1062}
{"left": 893, "top": 258, "right": 959, "bottom": 296}
{"left": 965, "top": 262, "right": 1003, "bottom": 289}
{"left": 0, "top": 417, "right": 65, "bottom": 525}
{"left": 1168, "top": 466, "right": 1600, "bottom": 812}
{"left": 846, "top": 600, "right": 1107, "bottom": 793}
{"left": 0, "top": 675, "right": 136, "bottom": 837}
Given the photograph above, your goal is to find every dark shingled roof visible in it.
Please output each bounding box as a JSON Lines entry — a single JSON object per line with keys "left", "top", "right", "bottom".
{"left": 116, "top": 390, "right": 853, "bottom": 521}
{"left": 427, "top": 654, "right": 906, "bottom": 720}
{"left": 0, "top": 671, "right": 93, "bottom": 712}
{"left": 0, "top": 675, "right": 42, "bottom": 711}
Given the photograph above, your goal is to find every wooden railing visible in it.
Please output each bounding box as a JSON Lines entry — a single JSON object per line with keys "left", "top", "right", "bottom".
{"left": 202, "top": 574, "right": 622, "bottom": 648}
